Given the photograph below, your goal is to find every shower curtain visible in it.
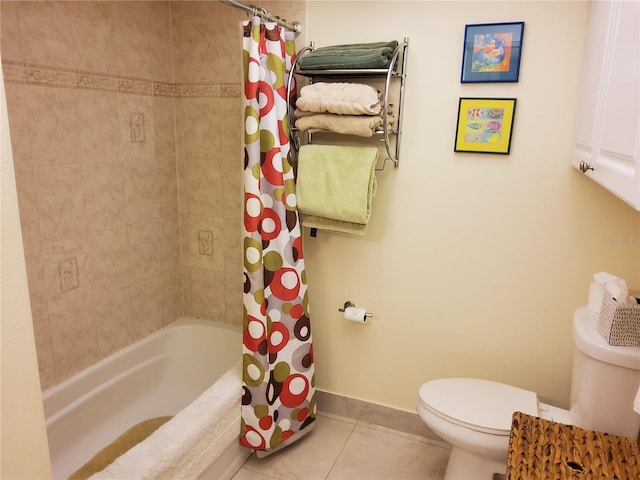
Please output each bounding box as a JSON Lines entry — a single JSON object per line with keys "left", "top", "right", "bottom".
{"left": 240, "top": 17, "right": 316, "bottom": 455}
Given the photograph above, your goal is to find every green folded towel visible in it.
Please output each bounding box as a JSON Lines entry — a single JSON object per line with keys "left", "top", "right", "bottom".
{"left": 296, "top": 144, "right": 378, "bottom": 235}
{"left": 311, "top": 41, "right": 399, "bottom": 51}
{"left": 298, "top": 41, "right": 399, "bottom": 70}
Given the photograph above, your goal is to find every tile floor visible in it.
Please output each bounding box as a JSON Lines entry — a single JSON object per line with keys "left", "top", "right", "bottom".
{"left": 232, "top": 413, "right": 451, "bottom": 480}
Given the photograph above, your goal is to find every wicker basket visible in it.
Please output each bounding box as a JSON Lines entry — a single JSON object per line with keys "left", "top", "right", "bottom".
{"left": 507, "top": 411, "right": 640, "bottom": 479}
{"left": 597, "top": 294, "right": 640, "bottom": 347}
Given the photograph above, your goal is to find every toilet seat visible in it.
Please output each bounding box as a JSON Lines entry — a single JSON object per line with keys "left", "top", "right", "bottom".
{"left": 418, "top": 378, "right": 538, "bottom": 435}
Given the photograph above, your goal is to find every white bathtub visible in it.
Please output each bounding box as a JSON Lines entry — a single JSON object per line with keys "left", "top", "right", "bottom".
{"left": 42, "top": 317, "right": 249, "bottom": 480}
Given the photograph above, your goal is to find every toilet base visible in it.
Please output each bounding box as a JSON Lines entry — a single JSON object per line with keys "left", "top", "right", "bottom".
{"left": 444, "top": 448, "right": 506, "bottom": 480}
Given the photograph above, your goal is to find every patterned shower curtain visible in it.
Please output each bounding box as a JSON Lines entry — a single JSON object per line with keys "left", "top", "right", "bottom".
{"left": 240, "top": 17, "right": 316, "bottom": 455}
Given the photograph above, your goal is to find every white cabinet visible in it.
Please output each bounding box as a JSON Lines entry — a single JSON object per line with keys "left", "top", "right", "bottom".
{"left": 571, "top": 0, "right": 640, "bottom": 209}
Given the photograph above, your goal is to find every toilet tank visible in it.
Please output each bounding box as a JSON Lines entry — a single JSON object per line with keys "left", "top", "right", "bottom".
{"left": 569, "top": 307, "right": 640, "bottom": 439}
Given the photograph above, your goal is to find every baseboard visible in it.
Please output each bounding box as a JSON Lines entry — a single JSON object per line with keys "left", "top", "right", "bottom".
{"left": 315, "top": 389, "right": 445, "bottom": 443}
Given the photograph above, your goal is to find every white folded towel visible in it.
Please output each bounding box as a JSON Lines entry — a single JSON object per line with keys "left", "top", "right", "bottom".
{"left": 89, "top": 362, "right": 242, "bottom": 480}
{"left": 295, "top": 113, "right": 382, "bottom": 137}
{"left": 296, "top": 82, "right": 382, "bottom": 115}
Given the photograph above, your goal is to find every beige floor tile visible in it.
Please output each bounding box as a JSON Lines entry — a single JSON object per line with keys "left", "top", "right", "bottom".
{"left": 240, "top": 414, "right": 355, "bottom": 480}
{"left": 232, "top": 467, "right": 278, "bottom": 480}
{"left": 326, "top": 424, "right": 451, "bottom": 480}
{"left": 357, "top": 420, "right": 451, "bottom": 450}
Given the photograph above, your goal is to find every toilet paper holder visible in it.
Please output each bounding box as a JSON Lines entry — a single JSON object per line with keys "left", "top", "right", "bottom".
{"left": 338, "top": 301, "right": 373, "bottom": 319}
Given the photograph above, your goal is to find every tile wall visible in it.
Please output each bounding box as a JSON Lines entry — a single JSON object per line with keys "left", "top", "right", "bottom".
{"left": 1, "top": 0, "right": 306, "bottom": 389}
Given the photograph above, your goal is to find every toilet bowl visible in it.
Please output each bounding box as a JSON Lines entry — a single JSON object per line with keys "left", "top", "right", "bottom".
{"left": 417, "top": 378, "right": 540, "bottom": 479}
{"left": 417, "top": 307, "right": 640, "bottom": 480}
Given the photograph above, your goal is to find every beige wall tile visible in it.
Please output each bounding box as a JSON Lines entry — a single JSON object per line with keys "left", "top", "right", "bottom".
{"left": 95, "top": 287, "right": 134, "bottom": 358}
{"left": 181, "top": 265, "right": 193, "bottom": 317}
{"left": 170, "top": 0, "right": 223, "bottom": 22}
{"left": 224, "top": 271, "right": 243, "bottom": 325}
{"left": 64, "top": 1, "right": 118, "bottom": 75}
{"left": 82, "top": 163, "right": 127, "bottom": 233}
{"left": 171, "top": 13, "right": 218, "bottom": 84}
{"left": 148, "top": 1, "right": 174, "bottom": 83}
{"left": 176, "top": 160, "right": 190, "bottom": 217}
{"left": 34, "top": 165, "right": 87, "bottom": 243}
{"left": 26, "top": 86, "right": 81, "bottom": 168}
{"left": 23, "top": 247, "right": 50, "bottom": 323}
{"left": 112, "top": 2, "right": 154, "bottom": 79}
{"left": 219, "top": 96, "right": 243, "bottom": 155}
{"left": 153, "top": 96, "right": 178, "bottom": 168}
{"left": 183, "top": 156, "right": 223, "bottom": 216}
{"left": 181, "top": 214, "right": 225, "bottom": 271}
{"left": 118, "top": 93, "right": 155, "bottom": 162}
{"left": 41, "top": 237, "right": 91, "bottom": 316}
{"left": 13, "top": 168, "right": 41, "bottom": 248}
{"left": 222, "top": 167, "right": 242, "bottom": 221}
{"left": 0, "top": 1, "right": 23, "bottom": 61}
{"left": 127, "top": 219, "right": 166, "bottom": 284}
{"left": 180, "top": 97, "right": 223, "bottom": 159}
{"left": 208, "top": 19, "right": 244, "bottom": 84}
{"left": 220, "top": 99, "right": 243, "bottom": 218}
{"left": 223, "top": 215, "right": 243, "bottom": 273}
{"left": 189, "top": 267, "right": 225, "bottom": 321}
{"left": 76, "top": 89, "right": 121, "bottom": 164}
{"left": 171, "top": 0, "right": 251, "bottom": 84}
{"left": 3, "top": 83, "right": 32, "bottom": 173}
{"left": 162, "top": 273, "right": 184, "bottom": 325}
{"left": 49, "top": 303, "right": 98, "bottom": 383}
{"left": 81, "top": 227, "right": 131, "bottom": 295}
{"left": 32, "top": 318, "right": 56, "bottom": 390}
{"left": 16, "top": 1, "right": 80, "bottom": 69}
{"left": 130, "top": 274, "right": 174, "bottom": 340}
{"left": 173, "top": 96, "right": 186, "bottom": 157}
{"left": 124, "top": 162, "right": 178, "bottom": 223}
{"left": 127, "top": 216, "right": 180, "bottom": 285}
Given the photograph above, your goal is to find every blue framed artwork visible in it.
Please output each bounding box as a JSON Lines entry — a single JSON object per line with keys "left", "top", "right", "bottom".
{"left": 460, "top": 21, "right": 524, "bottom": 83}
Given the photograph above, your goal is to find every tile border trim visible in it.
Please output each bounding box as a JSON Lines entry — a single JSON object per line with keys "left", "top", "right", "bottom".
{"left": 1, "top": 60, "right": 238, "bottom": 98}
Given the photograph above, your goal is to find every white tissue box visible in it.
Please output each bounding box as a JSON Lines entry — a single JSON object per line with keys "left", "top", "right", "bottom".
{"left": 597, "top": 294, "right": 640, "bottom": 347}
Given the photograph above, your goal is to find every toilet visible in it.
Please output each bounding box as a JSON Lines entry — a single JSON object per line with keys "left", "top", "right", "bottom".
{"left": 417, "top": 307, "right": 640, "bottom": 480}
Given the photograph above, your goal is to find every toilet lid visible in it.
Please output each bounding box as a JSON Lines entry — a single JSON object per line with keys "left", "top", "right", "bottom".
{"left": 418, "top": 378, "right": 538, "bottom": 435}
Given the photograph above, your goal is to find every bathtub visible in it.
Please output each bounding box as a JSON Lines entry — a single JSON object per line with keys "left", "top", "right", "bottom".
{"left": 42, "top": 317, "right": 249, "bottom": 480}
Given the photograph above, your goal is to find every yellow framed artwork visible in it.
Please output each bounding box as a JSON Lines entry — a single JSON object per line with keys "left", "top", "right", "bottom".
{"left": 454, "top": 97, "right": 517, "bottom": 154}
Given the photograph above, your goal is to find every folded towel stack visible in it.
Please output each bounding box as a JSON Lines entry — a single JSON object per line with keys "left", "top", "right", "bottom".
{"left": 297, "top": 82, "right": 382, "bottom": 115}
{"left": 296, "top": 144, "right": 378, "bottom": 235}
{"left": 294, "top": 41, "right": 399, "bottom": 138}
{"left": 295, "top": 82, "right": 383, "bottom": 137}
{"left": 295, "top": 113, "right": 383, "bottom": 137}
{"left": 298, "top": 41, "right": 399, "bottom": 70}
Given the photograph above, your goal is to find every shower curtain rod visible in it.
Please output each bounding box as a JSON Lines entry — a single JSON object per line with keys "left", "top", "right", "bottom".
{"left": 221, "top": 0, "right": 303, "bottom": 36}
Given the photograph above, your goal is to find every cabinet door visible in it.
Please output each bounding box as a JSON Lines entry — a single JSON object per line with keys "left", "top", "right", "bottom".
{"left": 571, "top": 0, "right": 611, "bottom": 171}
{"left": 572, "top": 0, "right": 640, "bottom": 210}
{"left": 594, "top": 0, "right": 639, "bottom": 208}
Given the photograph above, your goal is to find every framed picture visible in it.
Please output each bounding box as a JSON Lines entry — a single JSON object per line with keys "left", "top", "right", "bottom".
{"left": 460, "top": 21, "right": 524, "bottom": 83}
{"left": 454, "top": 98, "right": 517, "bottom": 154}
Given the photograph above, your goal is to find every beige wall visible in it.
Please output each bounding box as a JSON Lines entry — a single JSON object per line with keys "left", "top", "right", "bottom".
{"left": 303, "top": 1, "right": 640, "bottom": 412}
{"left": 1, "top": 55, "right": 52, "bottom": 479}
